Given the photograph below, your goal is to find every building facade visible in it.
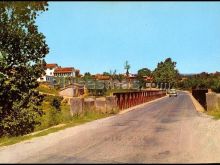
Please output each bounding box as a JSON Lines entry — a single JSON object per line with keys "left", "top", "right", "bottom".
{"left": 54, "top": 67, "right": 76, "bottom": 77}
{"left": 37, "top": 63, "right": 58, "bottom": 83}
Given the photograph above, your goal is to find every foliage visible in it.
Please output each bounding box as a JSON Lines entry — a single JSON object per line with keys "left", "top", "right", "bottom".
{"left": 53, "top": 76, "right": 74, "bottom": 88}
{"left": 137, "top": 68, "right": 151, "bottom": 77}
{"left": 137, "top": 68, "right": 152, "bottom": 89}
{"left": 124, "top": 60, "right": 131, "bottom": 77}
{"left": 0, "top": 108, "right": 116, "bottom": 147}
{"left": 177, "top": 72, "right": 220, "bottom": 92}
{"left": 37, "top": 84, "right": 59, "bottom": 95}
{"left": 35, "top": 95, "right": 67, "bottom": 130}
{"left": 83, "top": 72, "right": 93, "bottom": 81}
{"left": 114, "top": 74, "right": 125, "bottom": 83}
{"left": 210, "top": 78, "right": 220, "bottom": 93}
{"left": 51, "top": 98, "right": 61, "bottom": 111}
{"left": 103, "top": 71, "right": 111, "bottom": 76}
{"left": 152, "top": 58, "right": 179, "bottom": 87}
{"left": 88, "top": 87, "right": 107, "bottom": 96}
{"left": 0, "top": 2, "right": 49, "bottom": 137}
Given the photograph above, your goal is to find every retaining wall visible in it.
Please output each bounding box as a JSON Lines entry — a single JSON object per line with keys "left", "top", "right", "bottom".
{"left": 206, "top": 92, "right": 220, "bottom": 111}
{"left": 70, "top": 96, "right": 117, "bottom": 116}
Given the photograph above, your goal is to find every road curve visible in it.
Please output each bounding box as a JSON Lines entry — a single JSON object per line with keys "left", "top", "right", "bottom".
{"left": 1, "top": 91, "right": 220, "bottom": 163}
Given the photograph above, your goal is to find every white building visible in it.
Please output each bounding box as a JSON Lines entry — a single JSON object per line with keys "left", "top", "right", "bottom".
{"left": 54, "top": 67, "right": 76, "bottom": 77}
{"left": 37, "top": 63, "right": 58, "bottom": 82}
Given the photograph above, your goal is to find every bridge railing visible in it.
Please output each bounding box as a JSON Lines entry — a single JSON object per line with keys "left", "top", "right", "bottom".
{"left": 113, "top": 90, "right": 166, "bottom": 110}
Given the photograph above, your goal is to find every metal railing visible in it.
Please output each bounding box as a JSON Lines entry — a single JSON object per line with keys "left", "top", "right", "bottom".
{"left": 113, "top": 90, "right": 166, "bottom": 110}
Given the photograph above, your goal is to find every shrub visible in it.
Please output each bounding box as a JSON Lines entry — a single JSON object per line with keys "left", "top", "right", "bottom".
{"left": 51, "top": 98, "right": 61, "bottom": 111}
{"left": 210, "top": 79, "right": 220, "bottom": 93}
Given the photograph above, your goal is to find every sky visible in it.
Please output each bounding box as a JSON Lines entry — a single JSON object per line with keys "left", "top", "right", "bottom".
{"left": 36, "top": 2, "right": 220, "bottom": 75}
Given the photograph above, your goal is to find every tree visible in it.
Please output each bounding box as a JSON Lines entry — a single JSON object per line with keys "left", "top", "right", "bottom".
{"left": 124, "top": 60, "right": 130, "bottom": 77}
{"left": 137, "top": 68, "right": 151, "bottom": 77}
{"left": 152, "top": 58, "right": 179, "bottom": 88}
{"left": 84, "top": 72, "right": 93, "bottom": 80}
{"left": 115, "top": 74, "right": 125, "bottom": 83}
{"left": 103, "top": 71, "right": 111, "bottom": 76}
{"left": 0, "top": 2, "right": 49, "bottom": 137}
{"left": 137, "top": 68, "right": 152, "bottom": 90}
{"left": 84, "top": 72, "right": 91, "bottom": 76}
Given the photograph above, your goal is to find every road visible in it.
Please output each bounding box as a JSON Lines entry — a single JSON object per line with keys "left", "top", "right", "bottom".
{"left": 1, "top": 91, "right": 220, "bottom": 163}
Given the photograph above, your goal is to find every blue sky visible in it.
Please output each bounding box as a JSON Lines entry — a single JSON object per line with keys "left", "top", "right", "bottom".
{"left": 36, "top": 2, "right": 220, "bottom": 75}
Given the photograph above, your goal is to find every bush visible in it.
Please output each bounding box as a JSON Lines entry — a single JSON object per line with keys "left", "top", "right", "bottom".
{"left": 51, "top": 98, "right": 61, "bottom": 111}
{"left": 210, "top": 79, "right": 220, "bottom": 93}
{"left": 35, "top": 98, "right": 70, "bottom": 131}
{"left": 48, "top": 108, "right": 61, "bottom": 127}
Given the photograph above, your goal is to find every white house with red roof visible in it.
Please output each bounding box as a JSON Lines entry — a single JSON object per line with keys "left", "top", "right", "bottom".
{"left": 37, "top": 63, "right": 58, "bottom": 82}
{"left": 37, "top": 63, "right": 79, "bottom": 83}
{"left": 54, "top": 67, "right": 75, "bottom": 77}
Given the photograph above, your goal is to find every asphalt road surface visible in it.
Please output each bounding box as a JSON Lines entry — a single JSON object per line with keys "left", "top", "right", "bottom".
{"left": 1, "top": 91, "right": 220, "bottom": 163}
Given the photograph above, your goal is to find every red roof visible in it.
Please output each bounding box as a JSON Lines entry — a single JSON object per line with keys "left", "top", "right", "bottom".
{"left": 95, "top": 74, "right": 110, "bottom": 80}
{"left": 143, "top": 76, "right": 153, "bottom": 81}
{"left": 46, "top": 63, "right": 58, "bottom": 68}
{"left": 54, "top": 67, "right": 74, "bottom": 74}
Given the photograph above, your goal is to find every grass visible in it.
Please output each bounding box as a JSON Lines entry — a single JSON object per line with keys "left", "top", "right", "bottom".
{"left": 205, "top": 109, "right": 220, "bottom": 120}
{"left": 37, "top": 84, "right": 59, "bottom": 95}
{"left": 0, "top": 85, "right": 119, "bottom": 147}
{"left": 0, "top": 110, "right": 116, "bottom": 147}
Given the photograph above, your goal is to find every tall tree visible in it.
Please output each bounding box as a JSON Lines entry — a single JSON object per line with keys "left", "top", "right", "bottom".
{"left": 137, "top": 68, "right": 152, "bottom": 89}
{"left": 0, "top": 2, "right": 49, "bottom": 136}
{"left": 103, "top": 71, "right": 111, "bottom": 76}
{"left": 137, "top": 68, "right": 151, "bottom": 77}
{"left": 124, "top": 60, "right": 131, "bottom": 77}
{"left": 152, "top": 58, "right": 179, "bottom": 87}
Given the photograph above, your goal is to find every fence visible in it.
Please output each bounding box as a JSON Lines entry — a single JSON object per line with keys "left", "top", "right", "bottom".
{"left": 192, "top": 89, "right": 208, "bottom": 110}
{"left": 113, "top": 90, "right": 166, "bottom": 110}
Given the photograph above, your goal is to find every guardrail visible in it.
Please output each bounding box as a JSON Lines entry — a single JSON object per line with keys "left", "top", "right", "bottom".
{"left": 113, "top": 90, "right": 166, "bottom": 110}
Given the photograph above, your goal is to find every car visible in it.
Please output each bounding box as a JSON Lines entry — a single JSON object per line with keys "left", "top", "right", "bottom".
{"left": 168, "top": 89, "right": 177, "bottom": 97}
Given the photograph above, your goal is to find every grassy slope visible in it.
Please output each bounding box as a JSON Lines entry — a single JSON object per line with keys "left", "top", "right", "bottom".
{"left": 205, "top": 110, "right": 220, "bottom": 120}
{"left": 0, "top": 110, "right": 116, "bottom": 147}
{"left": 0, "top": 84, "right": 119, "bottom": 147}
{"left": 37, "top": 84, "right": 59, "bottom": 95}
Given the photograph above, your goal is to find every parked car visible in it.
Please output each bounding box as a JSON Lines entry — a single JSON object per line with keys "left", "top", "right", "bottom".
{"left": 168, "top": 89, "right": 177, "bottom": 97}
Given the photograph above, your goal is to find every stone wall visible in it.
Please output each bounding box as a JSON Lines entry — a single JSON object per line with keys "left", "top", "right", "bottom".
{"left": 84, "top": 98, "right": 95, "bottom": 110}
{"left": 70, "top": 97, "right": 84, "bottom": 116}
{"left": 206, "top": 92, "right": 220, "bottom": 111}
{"left": 106, "top": 96, "right": 117, "bottom": 112}
{"left": 70, "top": 96, "right": 117, "bottom": 116}
{"left": 95, "top": 97, "right": 107, "bottom": 113}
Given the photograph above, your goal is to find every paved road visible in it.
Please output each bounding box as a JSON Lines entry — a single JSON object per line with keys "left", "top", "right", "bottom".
{"left": 1, "top": 91, "right": 220, "bottom": 163}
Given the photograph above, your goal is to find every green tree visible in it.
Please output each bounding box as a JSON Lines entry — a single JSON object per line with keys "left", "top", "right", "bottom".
{"left": 115, "top": 74, "right": 125, "bottom": 83}
{"left": 137, "top": 68, "right": 152, "bottom": 90}
{"left": 124, "top": 60, "right": 131, "bottom": 77}
{"left": 103, "top": 71, "right": 111, "bottom": 76}
{"left": 0, "top": 2, "right": 49, "bottom": 137}
{"left": 152, "top": 58, "right": 179, "bottom": 87}
{"left": 84, "top": 72, "right": 93, "bottom": 80}
{"left": 137, "top": 68, "right": 151, "bottom": 77}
